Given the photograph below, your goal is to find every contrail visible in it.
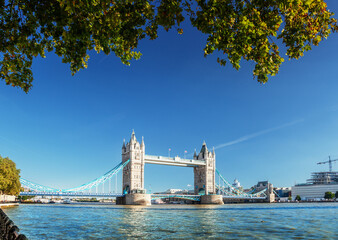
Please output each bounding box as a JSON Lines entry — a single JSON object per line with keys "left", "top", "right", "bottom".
{"left": 214, "top": 119, "right": 304, "bottom": 150}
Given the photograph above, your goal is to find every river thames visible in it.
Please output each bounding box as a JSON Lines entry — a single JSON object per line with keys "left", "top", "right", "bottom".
{"left": 4, "top": 203, "right": 337, "bottom": 239}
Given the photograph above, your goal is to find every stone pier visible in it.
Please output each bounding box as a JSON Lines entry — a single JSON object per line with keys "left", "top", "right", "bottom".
{"left": 200, "top": 195, "right": 224, "bottom": 205}
{"left": 125, "top": 193, "right": 151, "bottom": 205}
{"left": 116, "top": 194, "right": 151, "bottom": 205}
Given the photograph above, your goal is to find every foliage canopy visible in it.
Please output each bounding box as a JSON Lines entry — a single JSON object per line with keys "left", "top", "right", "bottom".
{"left": 1, "top": 0, "right": 337, "bottom": 92}
{"left": 0, "top": 155, "right": 21, "bottom": 196}
{"left": 295, "top": 195, "right": 301, "bottom": 201}
{"left": 324, "top": 191, "right": 334, "bottom": 199}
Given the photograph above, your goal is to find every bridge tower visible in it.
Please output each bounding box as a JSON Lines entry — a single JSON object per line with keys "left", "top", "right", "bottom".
{"left": 194, "top": 142, "right": 216, "bottom": 195}
{"left": 122, "top": 130, "right": 145, "bottom": 194}
{"left": 119, "top": 130, "right": 151, "bottom": 205}
{"left": 194, "top": 142, "right": 223, "bottom": 204}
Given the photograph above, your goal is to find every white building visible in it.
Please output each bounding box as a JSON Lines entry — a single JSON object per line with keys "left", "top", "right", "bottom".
{"left": 232, "top": 179, "right": 241, "bottom": 188}
{"left": 0, "top": 195, "right": 16, "bottom": 202}
{"left": 291, "top": 184, "right": 338, "bottom": 200}
{"left": 165, "top": 189, "right": 183, "bottom": 194}
{"left": 292, "top": 171, "right": 338, "bottom": 200}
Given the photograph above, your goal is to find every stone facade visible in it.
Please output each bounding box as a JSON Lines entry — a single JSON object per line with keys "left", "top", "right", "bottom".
{"left": 193, "top": 142, "right": 216, "bottom": 195}
{"left": 122, "top": 131, "right": 145, "bottom": 194}
{"left": 266, "top": 183, "right": 275, "bottom": 203}
{"left": 125, "top": 193, "right": 151, "bottom": 205}
{"left": 200, "top": 194, "right": 223, "bottom": 204}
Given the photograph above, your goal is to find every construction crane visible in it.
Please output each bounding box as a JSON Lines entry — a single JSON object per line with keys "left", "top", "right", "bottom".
{"left": 317, "top": 156, "right": 338, "bottom": 172}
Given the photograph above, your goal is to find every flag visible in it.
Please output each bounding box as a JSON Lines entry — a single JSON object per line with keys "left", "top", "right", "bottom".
{"left": 184, "top": 150, "right": 187, "bottom": 153}
{"left": 169, "top": 148, "right": 171, "bottom": 151}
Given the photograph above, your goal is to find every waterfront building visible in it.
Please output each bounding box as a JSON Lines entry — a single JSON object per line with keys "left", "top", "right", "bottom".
{"left": 154, "top": 189, "right": 195, "bottom": 195}
{"left": 232, "top": 179, "right": 241, "bottom": 188}
{"left": 306, "top": 172, "right": 338, "bottom": 184}
{"left": 255, "top": 181, "right": 271, "bottom": 192}
{"left": 292, "top": 184, "right": 338, "bottom": 200}
{"left": 165, "top": 189, "right": 184, "bottom": 194}
{"left": 291, "top": 171, "right": 338, "bottom": 200}
{"left": 274, "top": 187, "right": 291, "bottom": 201}
{"left": 0, "top": 195, "right": 16, "bottom": 202}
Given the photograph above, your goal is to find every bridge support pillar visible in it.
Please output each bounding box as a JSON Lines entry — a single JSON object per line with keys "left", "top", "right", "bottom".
{"left": 116, "top": 193, "right": 151, "bottom": 205}
{"left": 266, "top": 183, "right": 275, "bottom": 203}
{"left": 200, "top": 195, "right": 223, "bottom": 205}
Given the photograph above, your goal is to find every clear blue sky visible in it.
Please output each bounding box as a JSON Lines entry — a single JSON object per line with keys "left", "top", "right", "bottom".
{"left": 1, "top": 1, "right": 338, "bottom": 193}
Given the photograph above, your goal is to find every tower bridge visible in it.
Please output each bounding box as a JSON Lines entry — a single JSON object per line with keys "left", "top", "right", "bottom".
{"left": 120, "top": 131, "right": 221, "bottom": 204}
{"left": 19, "top": 131, "right": 275, "bottom": 205}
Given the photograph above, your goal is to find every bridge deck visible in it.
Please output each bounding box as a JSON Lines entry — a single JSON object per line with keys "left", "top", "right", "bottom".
{"left": 144, "top": 155, "right": 205, "bottom": 167}
{"left": 20, "top": 192, "right": 123, "bottom": 197}
{"left": 20, "top": 192, "right": 267, "bottom": 200}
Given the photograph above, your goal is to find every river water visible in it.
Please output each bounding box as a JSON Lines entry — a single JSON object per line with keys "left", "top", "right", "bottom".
{"left": 3, "top": 203, "right": 338, "bottom": 239}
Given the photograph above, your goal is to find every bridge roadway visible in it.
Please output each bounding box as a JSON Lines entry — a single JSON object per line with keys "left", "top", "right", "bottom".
{"left": 144, "top": 155, "right": 205, "bottom": 167}
{"left": 20, "top": 192, "right": 201, "bottom": 201}
{"left": 19, "top": 192, "right": 266, "bottom": 200}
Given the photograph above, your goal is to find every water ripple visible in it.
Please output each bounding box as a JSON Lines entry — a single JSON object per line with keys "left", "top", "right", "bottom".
{"left": 4, "top": 203, "right": 337, "bottom": 239}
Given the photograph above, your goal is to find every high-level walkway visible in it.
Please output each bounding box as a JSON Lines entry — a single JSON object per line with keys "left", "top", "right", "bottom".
{"left": 144, "top": 155, "right": 205, "bottom": 167}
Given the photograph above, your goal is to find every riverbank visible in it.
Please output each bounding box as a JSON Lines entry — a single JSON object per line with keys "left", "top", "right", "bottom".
{"left": 0, "top": 203, "right": 19, "bottom": 208}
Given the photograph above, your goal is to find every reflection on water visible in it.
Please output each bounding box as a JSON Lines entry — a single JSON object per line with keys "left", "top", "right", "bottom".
{"left": 3, "top": 203, "right": 338, "bottom": 239}
{"left": 120, "top": 207, "right": 148, "bottom": 238}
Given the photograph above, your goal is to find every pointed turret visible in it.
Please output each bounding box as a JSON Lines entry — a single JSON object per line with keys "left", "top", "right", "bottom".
{"left": 130, "top": 129, "right": 137, "bottom": 143}
{"left": 200, "top": 141, "right": 208, "bottom": 153}
{"left": 122, "top": 139, "right": 126, "bottom": 150}
{"left": 141, "top": 136, "right": 144, "bottom": 148}
{"left": 212, "top": 146, "right": 215, "bottom": 156}
{"left": 199, "top": 141, "right": 208, "bottom": 159}
{"left": 193, "top": 148, "right": 197, "bottom": 158}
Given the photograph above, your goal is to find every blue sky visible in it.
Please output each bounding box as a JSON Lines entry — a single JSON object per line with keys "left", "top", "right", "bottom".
{"left": 1, "top": 1, "right": 338, "bottom": 193}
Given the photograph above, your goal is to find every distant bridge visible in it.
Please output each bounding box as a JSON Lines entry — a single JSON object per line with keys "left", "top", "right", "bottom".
{"left": 19, "top": 160, "right": 270, "bottom": 201}
{"left": 19, "top": 132, "right": 273, "bottom": 203}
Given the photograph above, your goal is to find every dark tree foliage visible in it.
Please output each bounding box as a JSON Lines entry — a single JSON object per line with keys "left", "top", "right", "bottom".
{"left": 335, "top": 191, "right": 338, "bottom": 199}
{"left": 324, "top": 191, "right": 334, "bottom": 199}
{"left": 0, "top": 155, "right": 21, "bottom": 196}
{"left": 295, "top": 195, "right": 301, "bottom": 201}
{"left": 1, "top": 0, "right": 337, "bottom": 92}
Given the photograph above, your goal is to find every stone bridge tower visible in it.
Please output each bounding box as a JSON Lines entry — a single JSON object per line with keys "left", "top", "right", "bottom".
{"left": 121, "top": 130, "right": 145, "bottom": 194}
{"left": 193, "top": 142, "right": 216, "bottom": 195}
